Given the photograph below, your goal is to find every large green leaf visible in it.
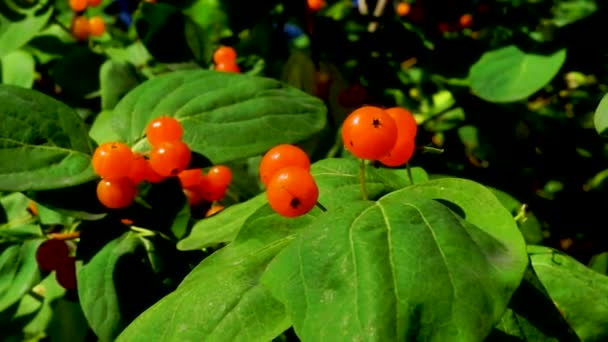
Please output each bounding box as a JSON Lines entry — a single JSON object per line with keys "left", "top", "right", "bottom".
{"left": 1, "top": 49, "right": 35, "bottom": 88}
{"left": 528, "top": 245, "right": 608, "bottom": 341}
{"left": 262, "top": 179, "right": 527, "bottom": 341}
{"left": 78, "top": 232, "right": 169, "bottom": 342}
{"left": 0, "top": 85, "right": 96, "bottom": 191}
{"left": 100, "top": 60, "right": 141, "bottom": 111}
{"left": 111, "top": 70, "right": 327, "bottom": 163}
{"left": 0, "top": 0, "right": 52, "bottom": 58}
{"left": 489, "top": 187, "right": 543, "bottom": 244}
{"left": 177, "top": 158, "right": 428, "bottom": 251}
{"left": 594, "top": 93, "right": 608, "bottom": 137}
{"left": 469, "top": 45, "right": 566, "bottom": 103}
{"left": 0, "top": 239, "right": 42, "bottom": 313}
{"left": 118, "top": 205, "right": 317, "bottom": 342}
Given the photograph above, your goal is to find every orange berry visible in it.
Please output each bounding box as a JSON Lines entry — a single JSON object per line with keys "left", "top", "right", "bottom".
{"left": 89, "top": 16, "right": 106, "bottom": 36}
{"left": 459, "top": 14, "right": 473, "bottom": 28}
{"left": 149, "top": 140, "right": 192, "bottom": 177}
{"left": 396, "top": 2, "right": 411, "bottom": 16}
{"left": 207, "top": 165, "right": 232, "bottom": 188}
{"left": 205, "top": 204, "right": 225, "bottom": 217}
{"left": 259, "top": 144, "right": 311, "bottom": 187}
{"left": 183, "top": 187, "right": 205, "bottom": 205}
{"left": 129, "top": 153, "right": 166, "bottom": 184}
{"left": 36, "top": 239, "right": 70, "bottom": 272}
{"left": 69, "top": 0, "right": 87, "bottom": 11}
{"left": 178, "top": 169, "right": 204, "bottom": 189}
{"left": 213, "top": 46, "right": 237, "bottom": 64}
{"left": 266, "top": 166, "right": 319, "bottom": 218}
{"left": 96, "top": 178, "right": 137, "bottom": 209}
{"left": 341, "top": 106, "right": 398, "bottom": 160}
{"left": 215, "top": 62, "right": 241, "bottom": 73}
{"left": 199, "top": 175, "right": 228, "bottom": 202}
{"left": 71, "top": 16, "right": 90, "bottom": 41}
{"left": 121, "top": 218, "right": 134, "bottom": 225}
{"left": 379, "top": 107, "right": 417, "bottom": 167}
{"left": 87, "top": 0, "right": 102, "bottom": 6}
{"left": 92, "top": 142, "right": 134, "bottom": 180}
{"left": 307, "top": 0, "right": 325, "bottom": 12}
{"left": 145, "top": 116, "right": 184, "bottom": 146}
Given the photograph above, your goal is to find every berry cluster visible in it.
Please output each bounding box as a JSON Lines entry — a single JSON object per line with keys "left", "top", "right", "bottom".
{"left": 36, "top": 239, "right": 77, "bottom": 291}
{"left": 69, "top": 0, "right": 106, "bottom": 41}
{"left": 91, "top": 116, "right": 232, "bottom": 210}
{"left": 259, "top": 144, "right": 319, "bottom": 218}
{"left": 342, "top": 106, "right": 418, "bottom": 166}
{"left": 308, "top": 0, "right": 326, "bottom": 12}
{"left": 213, "top": 46, "right": 241, "bottom": 73}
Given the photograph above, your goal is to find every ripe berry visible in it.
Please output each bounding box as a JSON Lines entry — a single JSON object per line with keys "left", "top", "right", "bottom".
{"left": 69, "top": 0, "right": 87, "bottom": 11}
{"left": 96, "top": 178, "right": 137, "bottom": 209}
{"left": 71, "top": 16, "right": 90, "bottom": 41}
{"left": 89, "top": 16, "right": 106, "bottom": 36}
{"left": 459, "top": 14, "right": 473, "bottom": 28}
{"left": 215, "top": 62, "right": 241, "bottom": 73}
{"left": 379, "top": 107, "right": 417, "bottom": 167}
{"left": 92, "top": 142, "right": 134, "bottom": 180}
{"left": 87, "top": 0, "right": 103, "bottom": 6}
{"left": 177, "top": 169, "right": 204, "bottom": 189}
{"left": 341, "top": 106, "right": 398, "bottom": 160}
{"left": 308, "top": 0, "right": 325, "bottom": 12}
{"left": 396, "top": 2, "right": 411, "bottom": 16}
{"left": 145, "top": 116, "right": 184, "bottom": 146}
{"left": 36, "top": 239, "right": 70, "bottom": 272}
{"left": 259, "top": 144, "right": 311, "bottom": 187}
{"left": 55, "top": 257, "right": 77, "bottom": 291}
{"left": 213, "top": 46, "right": 237, "bottom": 64}
{"left": 199, "top": 175, "right": 228, "bottom": 202}
{"left": 183, "top": 187, "right": 204, "bottom": 205}
{"left": 129, "top": 153, "right": 166, "bottom": 184}
{"left": 266, "top": 166, "right": 319, "bottom": 218}
{"left": 149, "top": 140, "right": 192, "bottom": 177}
{"left": 207, "top": 165, "right": 232, "bottom": 189}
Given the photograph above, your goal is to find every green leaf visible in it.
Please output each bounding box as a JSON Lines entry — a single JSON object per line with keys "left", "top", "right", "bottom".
{"left": 49, "top": 46, "right": 106, "bottom": 98}
{"left": 469, "top": 45, "right": 566, "bottom": 103}
{"left": 594, "top": 93, "right": 608, "bottom": 137}
{"left": 528, "top": 245, "right": 608, "bottom": 341}
{"left": 118, "top": 205, "right": 317, "bottom": 342}
{"left": 21, "top": 275, "right": 66, "bottom": 339}
{"left": 78, "top": 232, "right": 169, "bottom": 342}
{"left": 111, "top": 69, "right": 327, "bottom": 164}
{"left": 0, "top": 85, "right": 96, "bottom": 191}
{"left": 0, "top": 239, "right": 42, "bottom": 313}
{"left": 100, "top": 60, "right": 141, "bottom": 111}
{"left": 489, "top": 187, "right": 543, "bottom": 244}
{"left": 177, "top": 158, "right": 429, "bottom": 251}
{"left": 0, "top": 0, "right": 52, "bottom": 58}
{"left": 0, "top": 192, "right": 32, "bottom": 226}
{"left": 262, "top": 182, "right": 528, "bottom": 341}
{"left": 89, "top": 110, "right": 122, "bottom": 144}
{"left": 177, "top": 193, "right": 266, "bottom": 251}
{"left": 589, "top": 252, "right": 608, "bottom": 275}
{"left": 1, "top": 49, "right": 35, "bottom": 88}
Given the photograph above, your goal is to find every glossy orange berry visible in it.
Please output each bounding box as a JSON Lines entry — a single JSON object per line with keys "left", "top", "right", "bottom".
{"left": 215, "top": 62, "right": 241, "bottom": 73}
{"left": 379, "top": 107, "right": 417, "bottom": 167}
{"left": 89, "top": 16, "right": 106, "bottom": 36}
{"left": 87, "top": 0, "right": 103, "bottom": 6}
{"left": 36, "top": 239, "right": 70, "bottom": 272}
{"left": 205, "top": 204, "right": 225, "bottom": 217}
{"left": 178, "top": 169, "right": 204, "bottom": 189}
{"left": 92, "top": 142, "right": 134, "bottom": 180}
{"left": 396, "top": 2, "right": 411, "bottom": 16}
{"left": 71, "top": 16, "right": 90, "bottom": 41}
{"left": 259, "top": 144, "right": 311, "bottom": 187}
{"left": 213, "top": 46, "right": 237, "bottom": 64}
{"left": 69, "top": 0, "right": 87, "bottom": 11}
{"left": 145, "top": 116, "right": 184, "bottom": 146}
{"left": 183, "top": 187, "right": 204, "bottom": 205}
{"left": 341, "top": 106, "right": 398, "bottom": 160}
{"left": 130, "top": 153, "right": 166, "bottom": 184}
{"left": 199, "top": 175, "right": 228, "bottom": 202}
{"left": 459, "top": 14, "right": 473, "bottom": 28}
{"left": 55, "top": 257, "right": 77, "bottom": 291}
{"left": 307, "top": 0, "right": 325, "bottom": 12}
{"left": 266, "top": 166, "right": 319, "bottom": 218}
{"left": 207, "top": 165, "right": 232, "bottom": 188}
{"left": 149, "top": 140, "right": 192, "bottom": 177}
{"left": 96, "top": 178, "right": 137, "bottom": 209}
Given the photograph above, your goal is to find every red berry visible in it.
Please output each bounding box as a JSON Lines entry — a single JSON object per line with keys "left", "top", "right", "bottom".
{"left": 96, "top": 178, "right": 137, "bottom": 209}
{"left": 266, "top": 166, "right": 319, "bottom": 218}
{"left": 215, "top": 62, "right": 241, "bottom": 73}
{"left": 145, "top": 116, "right": 184, "bottom": 146}
{"left": 199, "top": 175, "right": 228, "bottom": 202}
{"left": 341, "top": 106, "right": 398, "bottom": 160}
{"left": 259, "top": 144, "right": 311, "bottom": 187}
{"left": 92, "top": 142, "right": 134, "bottom": 180}
{"left": 207, "top": 165, "right": 232, "bottom": 188}
{"left": 35, "top": 239, "right": 70, "bottom": 272}
{"left": 213, "top": 46, "right": 237, "bottom": 64}
{"left": 178, "top": 169, "right": 204, "bottom": 189}
{"left": 55, "top": 257, "right": 77, "bottom": 291}
{"left": 148, "top": 141, "right": 192, "bottom": 177}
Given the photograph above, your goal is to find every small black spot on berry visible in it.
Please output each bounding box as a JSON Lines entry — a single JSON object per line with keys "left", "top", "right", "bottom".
{"left": 349, "top": 140, "right": 354, "bottom": 146}
{"left": 372, "top": 118, "right": 381, "bottom": 128}
{"left": 290, "top": 197, "right": 301, "bottom": 209}
{"left": 170, "top": 168, "right": 179, "bottom": 176}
